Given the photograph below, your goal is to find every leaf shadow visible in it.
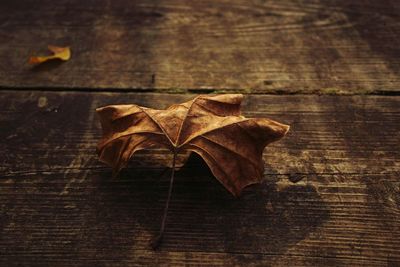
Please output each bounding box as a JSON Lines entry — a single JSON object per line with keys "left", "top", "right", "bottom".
{"left": 93, "top": 153, "right": 330, "bottom": 259}
{"left": 30, "top": 59, "right": 65, "bottom": 72}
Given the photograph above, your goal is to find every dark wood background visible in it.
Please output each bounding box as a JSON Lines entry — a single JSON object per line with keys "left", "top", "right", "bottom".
{"left": 0, "top": 0, "right": 399, "bottom": 266}
{"left": 1, "top": 0, "right": 400, "bottom": 94}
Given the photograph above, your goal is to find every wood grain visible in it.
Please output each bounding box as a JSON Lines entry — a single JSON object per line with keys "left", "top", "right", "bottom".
{"left": 0, "top": 0, "right": 400, "bottom": 94}
{"left": 0, "top": 91, "right": 399, "bottom": 266}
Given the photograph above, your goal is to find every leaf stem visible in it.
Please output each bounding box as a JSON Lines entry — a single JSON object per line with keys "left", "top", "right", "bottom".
{"left": 151, "top": 150, "right": 177, "bottom": 250}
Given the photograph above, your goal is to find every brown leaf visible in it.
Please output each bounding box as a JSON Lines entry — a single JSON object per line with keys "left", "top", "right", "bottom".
{"left": 96, "top": 94, "right": 289, "bottom": 197}
{"left": 28, "top": 45, "right": 71, "bottom": 65}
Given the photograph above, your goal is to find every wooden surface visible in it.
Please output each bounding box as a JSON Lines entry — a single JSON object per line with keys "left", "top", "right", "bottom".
{"left": 1, "top": 0, "right": 400, "bottom": 94}
{"left": 1, "top": 0, "right": 400, "bottom": 265}
{"left": 1, "top": 91, "right": 399, "bottom": 266}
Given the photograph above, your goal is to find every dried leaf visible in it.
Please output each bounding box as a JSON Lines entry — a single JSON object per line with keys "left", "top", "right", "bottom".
{"left": 96, "top": 94, "right": 289, "bottom": 197}
{"left": 28, "top": 45, "right": 71, "bottom": 65}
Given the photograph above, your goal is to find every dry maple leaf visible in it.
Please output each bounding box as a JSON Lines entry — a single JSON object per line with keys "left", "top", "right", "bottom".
{"left": 96, "top": 94, "right": 289, "bottom": 248}
{"left": 28, "top": 45, "right": 71, "bottom": 65}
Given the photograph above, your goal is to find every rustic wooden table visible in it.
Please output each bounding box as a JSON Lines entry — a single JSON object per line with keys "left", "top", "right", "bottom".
{"left": 1, "top": 1, "right": 399, "bottom": 266}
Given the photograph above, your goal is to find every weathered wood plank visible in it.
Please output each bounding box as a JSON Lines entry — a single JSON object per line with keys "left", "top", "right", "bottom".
{"left": 0, "top": 0, "right": 400, "bottom": 94}
{"left": 0, "top": 91, "right": 399, "bottom": 266}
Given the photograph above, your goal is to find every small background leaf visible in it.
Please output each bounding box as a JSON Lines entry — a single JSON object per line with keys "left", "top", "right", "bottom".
{"left": 28, "top": 45, "right": 71, "bottom": 65}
